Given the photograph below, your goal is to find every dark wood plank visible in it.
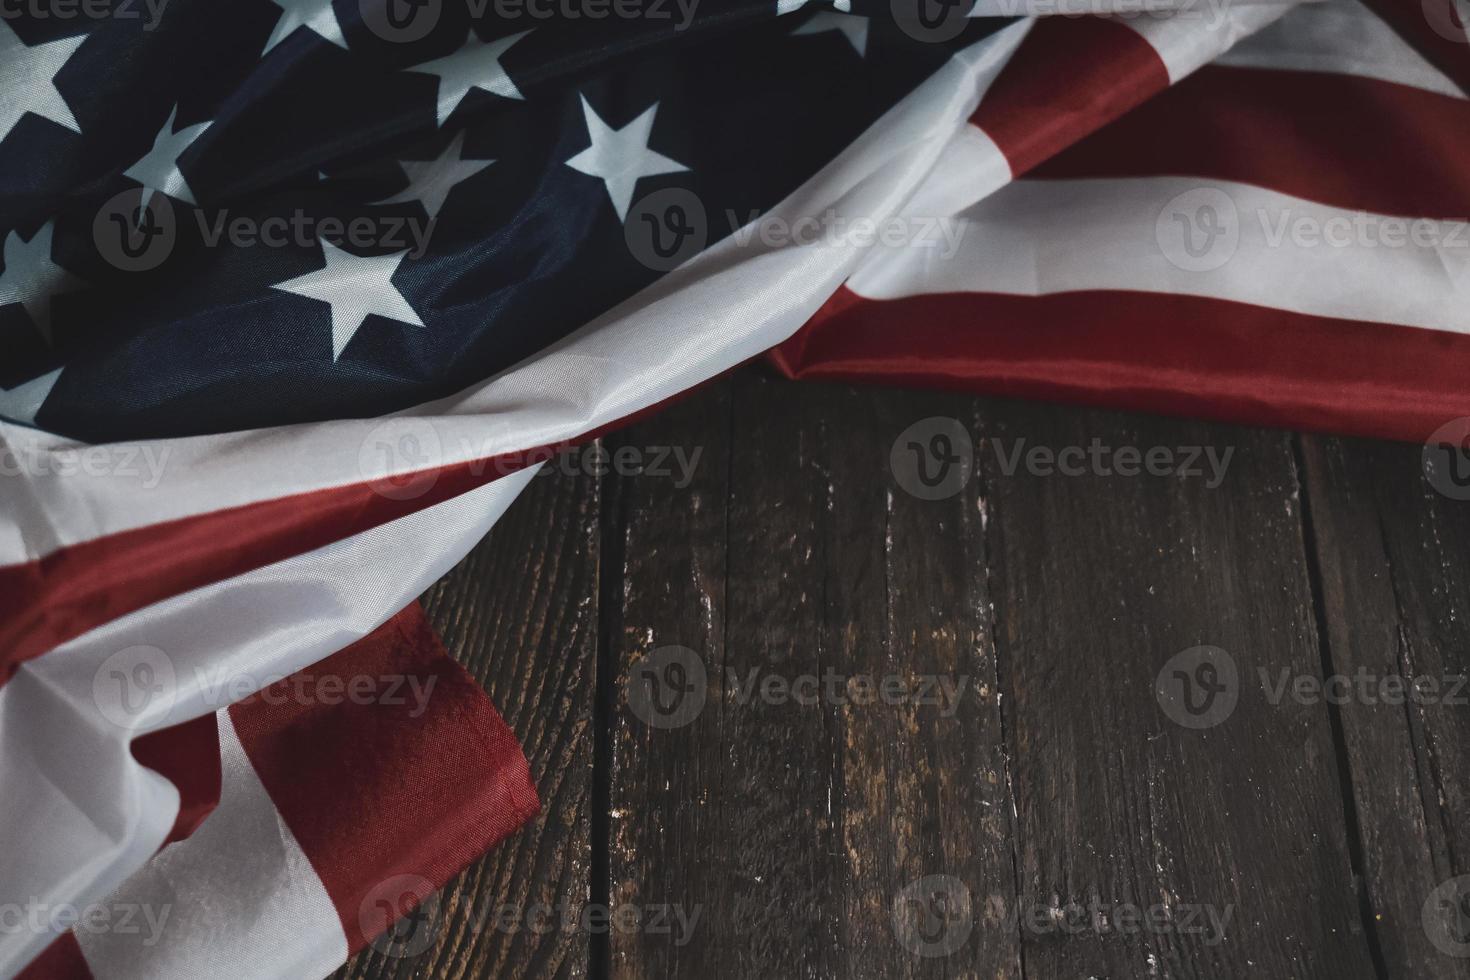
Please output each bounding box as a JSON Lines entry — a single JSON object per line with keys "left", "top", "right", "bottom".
{"left": 601, "top": 376, "right": 732, "bottom": 978}
{"left": 978, "top": 401, "right": 1377, "bottom": 978}
{"left": 605, "top": 373, "right": 1021, "bottom": 978}
{"left": 338, "top": 463, "right": 600, "bottom": 980}
{"left": 1300, "top": 433, "right": 1470, "bottom": 977}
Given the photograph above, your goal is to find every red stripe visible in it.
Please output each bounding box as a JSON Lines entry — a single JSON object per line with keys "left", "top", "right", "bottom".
{"left": 970, "top": 16, "right": 1170, "bottom": 177}
{"left": 228, "top": 603, "right": 538, "bottom": 954}
{"left": 0, "top": 380, "right": 712, "bottom": 691}
{"left": 770, "top": 286, "right": 1470, "bottom": 442}
{"left": 0, "top": 450, "right": 524, "bottom": 689}
{"left": 15, "top": 935, "right": 91, "bottom": 980}
{"left": 1031, "top": 63, "right": 1470, "bottom": 220}
{"left": 130, "top": 713, "right": 222, "bottom": 849}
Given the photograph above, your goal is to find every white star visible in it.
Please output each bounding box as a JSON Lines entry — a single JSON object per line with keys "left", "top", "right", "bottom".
{"left": 124, "top": 106, "right": 212, "bottom": 206}
{"left": 262, "top": 0, "right": 347, "bottom": 55}
{"left": 372, "top": 132, "right": 494, "bottom": 219}
{"left": 565, "top": 96, "right": 689, "bottom": 222}
{"left": 0, "top": 222, "right": 85, "bottom": 343}
{"left": 407, "top": 30, "right": 532, "bottom": 128}
{"left": 0, "top": 21, "right": 85, "bottom": 144}
{"left": 0, "top": 368, "right": 62, "bottom": 426}
{"left": 272, "top": 241, "right": 424, "bottom": 360}
{"left": 777, "top": 0, "right": 850, "bottom": 14}
{"left": 792, "top": 11, "right": 868, "bottom": 55}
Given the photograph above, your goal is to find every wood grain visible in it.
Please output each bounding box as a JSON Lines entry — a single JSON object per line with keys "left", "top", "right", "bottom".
{"left": 341, "top": 368, "right": 1470, "bottom": 980}
{"left": 603, "top": 374, "right": 1021, "bottom": 978}
{"left": 337, "top": 463, "right": 601, "bottom": 980}
{"left": 977, "top": 401, "right": 1376, "bottom": 978}
{"left": 1299, "top": 434, "right": 1470, "bottom": 978}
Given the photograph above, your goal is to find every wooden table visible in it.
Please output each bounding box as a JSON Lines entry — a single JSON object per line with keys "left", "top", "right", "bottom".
{"left": 337, "top": 369, "right": 1470, "bottom": 980}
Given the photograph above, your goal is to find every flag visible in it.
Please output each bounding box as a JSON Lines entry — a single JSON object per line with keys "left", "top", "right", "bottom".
{"left": 1, "top": 1, "right": 1464, "bottom": 977}
{"left": 772, "top": 0, "right": 1470, "bottom": 440}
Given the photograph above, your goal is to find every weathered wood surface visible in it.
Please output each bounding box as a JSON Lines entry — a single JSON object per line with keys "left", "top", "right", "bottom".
{"left": 1300, "top": 436, "right": 1470, "bottom": 979}
{"left": 337, "top": 465, "right": 601, "bottom": 980}
{"left": 346, "top": 369, "right": 1470, "bottom": 979}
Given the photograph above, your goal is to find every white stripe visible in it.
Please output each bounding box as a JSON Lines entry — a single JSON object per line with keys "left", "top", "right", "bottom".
{"left": 75, "top": 711, "right": 347, "bottom": 980}
{"left": 1107, "top": 0, "right": 1296, "bottom": 81}
{"left": 0, "top": 465, "right": 535, "bottom": 979}
{"left": 847, "top": 175, "right": 1470, "bottom": 334}
{"left": 0, "top": 28, "right": 1040, "bottom": 977}
{"left": 1214, "top": 0, "right": 1466, "bottom": 97}
{"left": 0, "top": 23, "right": 1031, "bottom": 570}
{"left": 966, "top": 0, "right": 1301, "bottom": 14}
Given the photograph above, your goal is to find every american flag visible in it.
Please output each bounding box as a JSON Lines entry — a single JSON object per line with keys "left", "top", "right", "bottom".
{"left": 1, "top": 0, "right": 1466, "bottom": 976}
